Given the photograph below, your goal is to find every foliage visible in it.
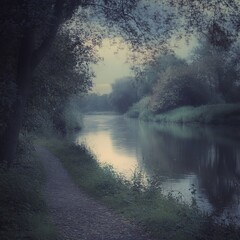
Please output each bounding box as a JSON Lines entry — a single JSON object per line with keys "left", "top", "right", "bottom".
{"left": 144, "top": 104, "right": 240, "bottom": 125}
{"left": 135, "top": 55, "right": 187, "bottom": 98}
{"left": 78, "top": 93, "right": 114, "bottom": 112}
{"left": 23, "top": 29, "right": 94, "bottom": 136}
{"left": 190, "top": 40, "right": 239, "bottom": 102}
{"left": 170, "top": 0, "right": 240, "bottom": 46}
{"left": 149, "top": 66, "right": 216, "bottom": 113}
{"left": 110, "top": 77, "right": 138, "bottom": 113}
{"left": 129, "top": 38, "right": 240, "bottom": 117}
{"left": 0, "top": 135, "right": 56, "bottom": 240}
{"left": 0, "top": 81, "right": 16, "bottom": 135}
{"left": 62, "top": 96, "right": 84, "bottom": 134}
{"left": 2, "top": 0, "right": 179, "bottom": 165}
{"left": 126, "top": 97, "right": 151, "bottom": 118}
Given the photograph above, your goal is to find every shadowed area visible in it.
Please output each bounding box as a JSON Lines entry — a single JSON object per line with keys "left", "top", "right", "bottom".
{"left": 35, "top": 145, "right": 153, "bottom": 240}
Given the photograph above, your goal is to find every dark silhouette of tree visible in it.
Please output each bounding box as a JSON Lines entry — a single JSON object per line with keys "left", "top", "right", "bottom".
{"left": 1, "top": 0, "right": 176, "bottom": 166}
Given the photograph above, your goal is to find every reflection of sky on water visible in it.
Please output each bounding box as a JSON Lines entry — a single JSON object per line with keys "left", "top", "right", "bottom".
{"left": 77, "top": 131, "right": 138, "bottom": 177}
{"left": 76, "top": 114, "right": 240, "bottom": 219}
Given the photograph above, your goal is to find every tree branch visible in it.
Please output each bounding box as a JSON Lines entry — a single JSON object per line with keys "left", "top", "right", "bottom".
{"left": 31, "top": 0, "right": 64, "bottom": 70}
{"left": 85, "top": 2, "right": 148, "bottom": 40}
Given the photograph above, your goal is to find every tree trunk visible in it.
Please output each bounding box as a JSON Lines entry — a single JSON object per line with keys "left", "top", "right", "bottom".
{"left": 1, "top": 0, "right": 64, "bottom": 167}
{"left": 2, "top": 29, "right": 35, "bottom": 167}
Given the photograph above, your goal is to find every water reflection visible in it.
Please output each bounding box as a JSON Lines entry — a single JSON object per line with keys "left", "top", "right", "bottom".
{"left": 76, "top": 114, "right": 240, "bottom": 217}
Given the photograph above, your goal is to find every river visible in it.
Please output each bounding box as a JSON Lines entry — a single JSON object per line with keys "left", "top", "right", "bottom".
{"left": 76, "top": 113, "right": 240, "bottom": 219}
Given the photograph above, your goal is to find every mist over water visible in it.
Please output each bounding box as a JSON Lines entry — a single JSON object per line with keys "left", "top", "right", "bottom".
{"left": 76, "top": 113, "right": 240, "bottom": 219}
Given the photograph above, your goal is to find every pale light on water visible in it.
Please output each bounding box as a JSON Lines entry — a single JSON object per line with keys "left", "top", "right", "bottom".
{"left": 76, "top": 113, "right": 240, "bottom": 219}
{"left": 77, "top": 131, "right": 138, "bottom": 176}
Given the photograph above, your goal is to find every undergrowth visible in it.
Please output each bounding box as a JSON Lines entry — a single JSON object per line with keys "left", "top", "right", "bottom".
{"left": 127, "top": 103, "right": 240, "bottom": 125}
{"left": 41, "top": 138, "right": 240, "bottom": 240}
{"left": 0, "top": 134, "right": 56, "bottom": 240}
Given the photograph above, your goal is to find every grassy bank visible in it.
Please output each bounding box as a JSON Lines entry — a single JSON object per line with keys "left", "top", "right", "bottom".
{"left": 127, "top": 103, "right": 240, "bottom": 125}
{"left": 0, "top": 142, "right": 56, "bottom": 240}
{"left": 41, "top": 138, "right": 240, "bottom": 240}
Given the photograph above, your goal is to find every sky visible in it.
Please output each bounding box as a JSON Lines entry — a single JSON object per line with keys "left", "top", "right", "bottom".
{"left": 91, "top": 38, "right": 133, "bottom": 94}
{"left": 91, "top": 37, "right": 198, "bottom": 95}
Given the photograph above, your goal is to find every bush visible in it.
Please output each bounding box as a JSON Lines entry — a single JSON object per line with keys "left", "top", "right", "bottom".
{"left": 126, "top": 97, "right": 151, "bottom": 118}
{"left": 62, "top": 99, "right": 83, "bottom": 135}
{"left": 23, "top": 109, "right": 56, "bottom": 137}
{"left": 150, "top": 67, "right": 217, "bottom": 113}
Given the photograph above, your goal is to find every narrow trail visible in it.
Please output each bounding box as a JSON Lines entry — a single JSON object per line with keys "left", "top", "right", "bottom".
{"left": 36, "top": 146, "right": 154, "bottom": 240}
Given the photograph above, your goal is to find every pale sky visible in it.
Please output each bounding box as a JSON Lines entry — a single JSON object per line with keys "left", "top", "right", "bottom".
{"left": 91, "top": 38, "right": 133, "bottom": 94}
{"left": 91, "top": 37, "right": 198, "bottom": 95}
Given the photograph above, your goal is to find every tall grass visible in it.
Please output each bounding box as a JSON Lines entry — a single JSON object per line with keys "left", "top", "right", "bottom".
{"left": 42, "top": 138, "right": 240, "bottom": 240}
{"left": 153, "top": 104, "right": 240, "bottom": 124}
{"left": 0, "top": 134, "right": 56, "bottom": 240}
{"left": 127, "top": 103, "right": 240, "bottom": 125}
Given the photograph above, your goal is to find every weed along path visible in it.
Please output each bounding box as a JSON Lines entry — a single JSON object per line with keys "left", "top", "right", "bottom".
{"left": 36, "top": 145, "right": 153, "bottom": 240}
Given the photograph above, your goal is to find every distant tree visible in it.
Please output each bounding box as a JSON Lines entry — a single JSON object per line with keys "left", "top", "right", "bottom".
{"left": 135, "top": 55, "right": 186, "bottom": 98}
{"left": 191, "top": 40, "right": 239, "bottom": 103}
{"left": 110, "top": 77, "right": 138, "bottom": 113}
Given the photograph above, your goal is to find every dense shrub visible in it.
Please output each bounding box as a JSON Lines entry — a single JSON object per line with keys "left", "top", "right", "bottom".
{"left": 110, "top": 77, "right": 138, "bottom": 113}
{"left": 126, "top": 97, "right": 151, "bottom": 118}
{"left": 150, "top": 67, "right": 218, "bottom": 113}
{"left": 135, "top": 55, "right": 187, "bottom": 98}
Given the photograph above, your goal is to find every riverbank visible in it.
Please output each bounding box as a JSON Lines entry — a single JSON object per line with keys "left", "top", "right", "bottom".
{"left": 0, "top": 149, "right": 56, "bottom": 240}
{"left": 127, "top": 103, "right": 240, "bottom": 125}
{"left": 40, "top": 138, "right": 240, "bottom": 240}
{"left": 35, "top": 144, "right": 152, "bottom": 240}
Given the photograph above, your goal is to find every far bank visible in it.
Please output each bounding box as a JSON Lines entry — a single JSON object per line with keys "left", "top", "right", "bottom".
{"left": 126, "top": 101, "right": 240, "bottom": 125}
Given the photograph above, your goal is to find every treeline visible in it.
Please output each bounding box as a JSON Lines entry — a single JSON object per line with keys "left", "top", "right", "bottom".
{"left": 109, "top": 35, "right": 240, "bottom": 118}
{"left": 78, "top": 94, "right": 114, "bottom": 113}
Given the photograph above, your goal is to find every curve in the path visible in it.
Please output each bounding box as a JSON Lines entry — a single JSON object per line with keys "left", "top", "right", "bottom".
{"left": 36, "top": 145, "right": 154, "bottom": 240}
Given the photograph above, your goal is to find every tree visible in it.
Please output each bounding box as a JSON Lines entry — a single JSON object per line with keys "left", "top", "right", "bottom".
{"left": 150, "top": 66, "right": 217, "bottom": 113}
{"left": 190, "top": 40, "right": 239, "bottom": 102}
{"left": 170, "top": 0, "right": 239, "bottom": 48}
{"left": 1, "top": 0, "right": 177, "bottom": 166}
{"left": 135, "top": 55, "right": 186, "bottom": 98}
{"left": 110, "top": 77, "right": 138, "bottom": 113}
{"left": 24, "top": 29, "right": 95, "bottom": 135}
{"left": 1, "top": 0, "right": 92, "bottom": 166}
{"left": 78, "top": 94, "right": 114, "bottom": 112}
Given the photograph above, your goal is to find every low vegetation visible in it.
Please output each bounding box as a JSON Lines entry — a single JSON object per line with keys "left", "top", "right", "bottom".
{"left": 127, "top": 103, "right": 240, "bottom": 125}
{"left": 41, "top": 138, "right": 240, "bottom": 240}
{"left": 0, "top": 135, "right": 56, "bottom": 240}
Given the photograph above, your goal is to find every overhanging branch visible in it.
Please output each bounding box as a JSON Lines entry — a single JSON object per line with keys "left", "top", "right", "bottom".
{"left": 31, "top": 0, "right": 64, "bottom": 70}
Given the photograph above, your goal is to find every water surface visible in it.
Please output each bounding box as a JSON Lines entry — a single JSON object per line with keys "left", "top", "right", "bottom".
{"left": 76, "top": 113, "right": 240, "bottom": 218}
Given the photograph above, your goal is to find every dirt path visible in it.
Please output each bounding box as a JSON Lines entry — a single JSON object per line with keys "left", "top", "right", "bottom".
{"left": 36, "top": 146, "right": 154, "bottom": 240}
